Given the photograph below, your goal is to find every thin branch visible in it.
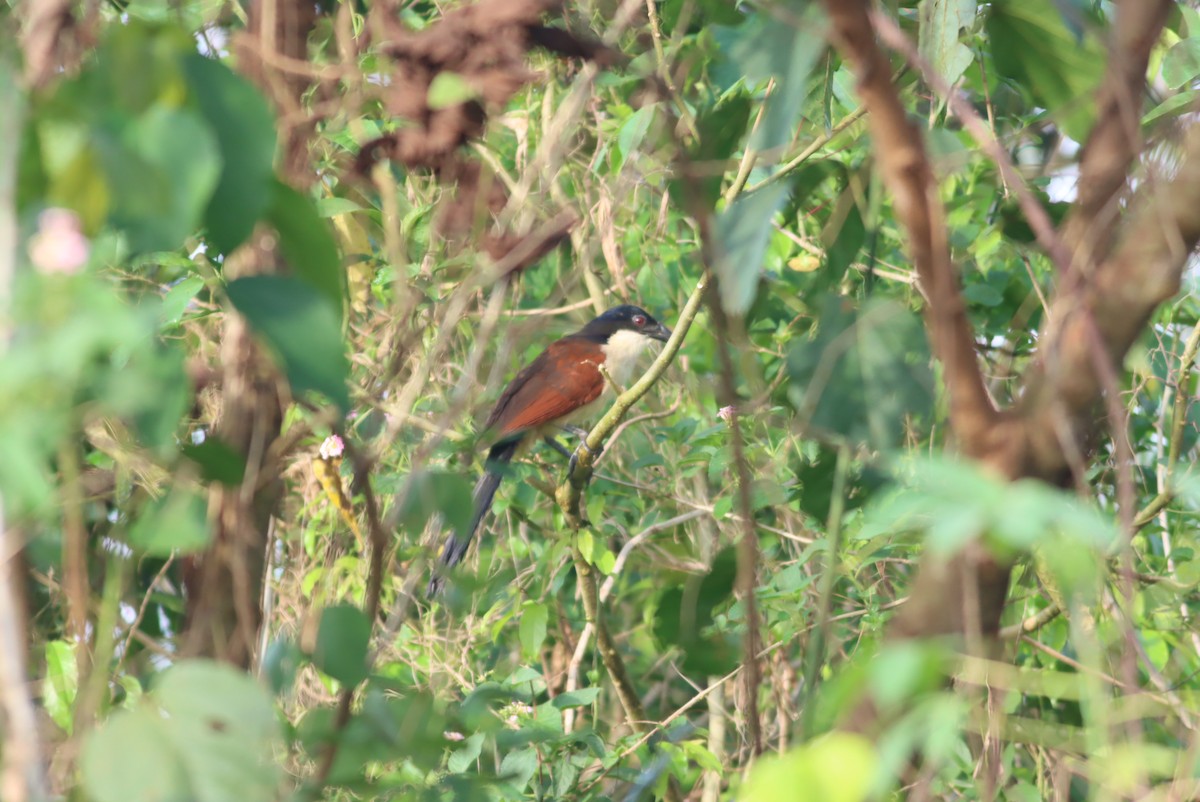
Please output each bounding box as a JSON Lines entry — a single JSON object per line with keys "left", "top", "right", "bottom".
{"left": 705, "top": 296, "right": 763, "bottom": 756}
{"left": 821, "top": 0, "right": 998, "bottom": 455}
{"left": 311, "top": 437, "right": 392, "bottom": 789}
{"left": 556, "top": 278, "right": 708, "bottom": 522}
{"left": 798, "top": 444, "right": 849, "bottom": 739}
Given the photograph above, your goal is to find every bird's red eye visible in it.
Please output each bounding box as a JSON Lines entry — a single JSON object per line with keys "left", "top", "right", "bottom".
{"left": 633, "top": 314, "right": 646, "bottom": 327}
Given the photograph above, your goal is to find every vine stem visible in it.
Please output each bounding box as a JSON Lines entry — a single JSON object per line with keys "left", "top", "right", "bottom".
{"left": 798, "top": 444, "right": 850, "bottom": 739}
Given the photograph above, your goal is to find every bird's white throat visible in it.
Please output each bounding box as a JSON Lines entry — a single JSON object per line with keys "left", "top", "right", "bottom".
{"left": 602, "top": 329, "right": 659, "bottom": 387}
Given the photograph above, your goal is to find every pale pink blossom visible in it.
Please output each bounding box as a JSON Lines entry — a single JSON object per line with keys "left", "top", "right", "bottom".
{"left": 717, "top": 405, "right": 736, "bottom": 424}
{"left": 319, "top": 434, "right": 345, "bottom": 460}
{"left": 28, "top": 208, "right": 89, "bottom": 275}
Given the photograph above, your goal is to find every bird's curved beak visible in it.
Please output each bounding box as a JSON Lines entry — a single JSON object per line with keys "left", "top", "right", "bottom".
{"left": 648, "top": 321, "right": 672, "bottom": 343}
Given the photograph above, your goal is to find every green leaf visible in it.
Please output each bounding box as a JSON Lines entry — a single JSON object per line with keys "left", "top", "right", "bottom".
{"left": 428, "top": 72, "right": 479, "bottom": 109}
{"left": 127, "top": 488, "right": 210, "bottom": 556}
{"left": 715, "top": 8, "right": 828, "bottom": 150}
{"left": 156, "top": 661, "right": 280, "bottom": 802}
{"left": 741, "top": 733, "right": 877, "bottom": 802}
{"left": 121, "top": 104, "right": 221, "bottom": 253}
{"left": 42, "top": 640, "right": 78, "bottom": 734}
{"left": 316, "top": 196, "right": 365, "bottom": 217}
{"left": 225, "top": 275, "right": 350, "bottom": 412}
{"left": 551, "top": 687, "right": 601, "bottom": 709}
{"left": 162, "top": 276, "right": 205, "bottom": 324}
{"left": 986, "top": 0, "right": 1104, "bottom": 141}
{"left": 714, "top": 181, "right": 792, "bottom": 315}
{"left": 81, "top": 708, "right": 187, "bottom": 802}
{"left": 577, "top": 529, "right": 595, "bottom": 563}
{"left": 788, "top": 296, "right": 934, "bottom": 449}
{"left": 396, "top": 470, "right": 474, "bottom": 538}
{"left": 518, "top": 601, "right": 549, "bottom": 661}
{"left": 1143, "top": 89, "right": 1200, "bottom": 128}
{"left": 615, "top": 105, "right": 657, "bottom": 170}
{"left": 182, "top": 436, "right": 247, "bottom": 485}
{"left": 313, "top": 603, "right": 372, "bottom": 686}
{"left": 448, "top": 732, "right": 486, "bottom": 773}
{"left": 262, "top": 637, "right": 304, "bottom": 696}
{"left": 81, "top": 660, "right": 279, "bottom": 802}
{"left": 267, "top": 180, "right": 345, "bottom": 311}
{"left": 1163, "top": 37, "right": 1200, "bottom": 89}
{"left": 183, "top": 53, "right": 277, "bottom": 253}
{"left": 919, "top": 0, "right": 977, "bottom": 90}
{"left": 821, "top": 186, "right": 865, "bottom": 283}
{"left": 499, "top": 746, "right": 539, "bottom": 792}
{"left": 653, "top": 548, "right": 740, "bottom": 676}
{"left": 677, "top": 93, "right": 752, "bottom": 210}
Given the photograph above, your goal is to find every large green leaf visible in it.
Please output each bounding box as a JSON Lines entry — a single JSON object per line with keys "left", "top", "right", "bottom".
{"left": 313, "top": 603, "right": 372, "bottom": 686}
{"left": 919, "top": 0, "right": 977, "bottom": 90}
{"left": 674, "top": 92, "right": 753, "bottom": 211}
{"left": 653, "top": 547, "right": 740, "bottom": 677}
{"left": 81, "top": 661, "right": 280, "bottom": 802}
{"left": 788, "top": 295, "right": 933, "bottom": 449}
{"left": 713, "top": 181, "right": 793, "bottom": 315}
{"left": 126, "top": 487, "right": 210, "bottom": 556}
{"left": 741, "top": 733, "right": 877, "bottom": 802}
{"left": 714, "top": 7, "right": 828, "bottom": 151}
{"left": 986, "top": 0, "right": 1104, "bottom": 142}
{"left": 121, "top": 104, "right": 221, "bottom": 252}
{"left": 518, "top": 601, "right": 549, "bottom": 661}
{"left": 183, "top": 53, "right": 277, "bottom": 254}
{"left": 267, "top": 180, "right": 345, "bottom": 312}
{"left": 396, "top": 470, "right": 474, "bottom": 539}
{"left": 225, "top": 275, "right": 350, "bottom": 412}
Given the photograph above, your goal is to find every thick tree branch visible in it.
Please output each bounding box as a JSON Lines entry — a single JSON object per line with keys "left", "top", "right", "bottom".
{"left": 1062, "top": 0, "right": 1172, "bottom": 265}
{"left": 821, "top": 0, "right": 998, "bottom": 456}
{"left": 1019, "top": 125, "right": 1200, "bottom": 482}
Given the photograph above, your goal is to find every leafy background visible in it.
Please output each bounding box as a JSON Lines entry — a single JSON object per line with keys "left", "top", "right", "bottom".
{"left": 3, "top": 0, "right": 1200, "bottom": 801}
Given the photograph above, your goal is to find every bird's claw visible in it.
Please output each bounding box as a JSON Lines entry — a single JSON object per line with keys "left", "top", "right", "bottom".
{"left": 568, "top": 442, "right": 597, "bottom": 479}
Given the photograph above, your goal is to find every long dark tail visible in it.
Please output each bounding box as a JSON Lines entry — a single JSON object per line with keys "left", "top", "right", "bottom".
{"left": 427, "top": 439, "right": 519, "bottom": 595}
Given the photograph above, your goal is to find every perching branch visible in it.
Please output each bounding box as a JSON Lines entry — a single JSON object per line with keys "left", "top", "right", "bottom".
{"left": 820, "top": 0, "right": 998, "bottom": 457}
{"left": 555, "top": 277, "right": 708, "bottom": 524}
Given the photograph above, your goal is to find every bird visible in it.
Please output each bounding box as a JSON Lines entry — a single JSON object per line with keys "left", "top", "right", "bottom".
{"left": 428, "top": 304, "right": 672, "bottom": 595}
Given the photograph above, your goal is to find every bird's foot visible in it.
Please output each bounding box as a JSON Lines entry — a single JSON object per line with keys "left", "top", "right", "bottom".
{"left": 567, "top": 441, "right": 598, "bottom": 479}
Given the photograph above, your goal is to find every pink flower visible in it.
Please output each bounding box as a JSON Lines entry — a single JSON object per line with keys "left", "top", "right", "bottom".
{"left": 717, "top": 405, "right": 735, "bottom": 424}
{"left": 319, "top": 435, "right": 345, "bottom": 460}
{"left": 443, "top": 730, "right": 466, "bottom": 742}
{"left": 28, "top": 208, "right": 89, "bottom": 275}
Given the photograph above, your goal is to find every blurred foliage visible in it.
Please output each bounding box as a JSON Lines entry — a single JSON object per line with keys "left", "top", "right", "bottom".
{"left": 4, "top": 1, "right": 1200, "bottom": 801}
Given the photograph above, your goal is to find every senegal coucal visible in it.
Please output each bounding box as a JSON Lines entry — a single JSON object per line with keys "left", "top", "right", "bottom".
{"left": 428, "top": 304, "right": 672, "bottom": 594}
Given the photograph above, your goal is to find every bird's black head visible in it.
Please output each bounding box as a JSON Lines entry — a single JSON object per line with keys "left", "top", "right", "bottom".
{"left": 578, "top": 305, "right": 672, "bottom": 343}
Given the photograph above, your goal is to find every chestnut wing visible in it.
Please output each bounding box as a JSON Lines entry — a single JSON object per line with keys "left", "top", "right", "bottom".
{"left": 485, "top": 337, "right": 606, "bottom": 437}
